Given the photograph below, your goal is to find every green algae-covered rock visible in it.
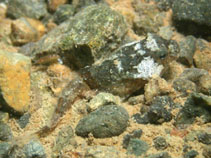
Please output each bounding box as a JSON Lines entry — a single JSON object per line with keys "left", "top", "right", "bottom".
{"left": 31, "top": 5, "right": 128, "bottom": 68}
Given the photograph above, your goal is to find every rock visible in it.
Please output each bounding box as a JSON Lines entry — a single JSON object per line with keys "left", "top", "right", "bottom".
{"left": 155, "top": 0, "right": 174, "bottom": 11}
{"left": 133, "top": 96, "right": 174, "bottom": 124}
{"left": 128, "top": 95, "right": 145, "bottom": 105}
{"left": 173, "top": 78, "right": 197, "bottom": 94}
{"left": 132, "top": 0, "right": 165, "bottom": 35}
{"left": 17, "top": 113, "right": 31, "bottom": 129}
{"left": 7, "top": 0, "right": 47, "bottom": 19}
{"left": 158, "top": 26, "right": 174, "bottom": 40}
{"left": 52, "top": 125, "right": 74, "bottom": 157}
{"left": 32, "top": 5, "right": 127, "bottom": 68}
{"left": 193, "top": 39, "right": 211, "bottom": 71}
{"left": 177, "top": 36, "right": 196, "bottom": 66}
{"left": 10, "top": 18, "right": 44, "bottom": 46}
{"left": 53, "top": 4, "right": 75, "bottom": 24}
{"left": 122, "top": 129, "right": 143, "bottom": 149}
{"left": 75, "top": 104, "right": 129, "bottom": 138}
{"left": 0, "top": 111, "right": 9, "bottom": 123}
{"left": 202, "top": 145, "right": 211, "bottom": 158}
{"left": 145, "top": 152, "right": 172, "bottom": 158}
{"left": 0, "top": 19, "right": 13, "bottom": 45}
{"left": 144, "top": 76, "right": 171, "bottom": 103}
{"left": 199, "top": 74, "right": 211, "bottom": 95}
{"left": 127, "top": 139, "right": 149, "bottom": 156}
{"left": 172, "top": 0, "right": 211, "bottom": 40}
{"left": 82, "top": 33, "right": 174, "bottom": 96}
{"left": 175, "top": 93, "right": 211, "bottom": 126}
{"left": 0, "top": 142, "right": 12, "bottom": 158}
{"left": 0, "top": 50, "right": 31, "bottom": 114}
{"left": 23, "top": 140, "right": 46, "bottom": 158}
{"left": 86, "top": 92, "right": 121, "bottom": 112}
{"left": 197, "top": 132, "right": 211, "bottom": 145}
{"left": 85, "top": 146, "right": 121, "bottom": 158}
{"left": 153, "top": 136, "right": 168, "bottom": 150}
{"left": 184, "top": 150, "right": 198, "bottom": 158}
{"left": 0, "top": 122, "right": 13, "bottom": 141}
{"left": 72, "top": 0, "right": 106, "bottom": 12}
{"left": 47, "top": 0, "right": 67, "bottom": 12}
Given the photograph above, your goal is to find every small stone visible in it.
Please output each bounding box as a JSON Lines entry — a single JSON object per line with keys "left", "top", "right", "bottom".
{"left": 153, "top": 136, "right": 168, "bottom": 150}
{"left": 17, "top": 113, "right": 31, "bottom": 129}
{"left": 7, "top": 0, "right": 47, "bottom": 19}
{"left": 85, "top": 146, "right": 121, "bottom": 158}
{"left": 0, "top": 122, "right": 13, "bottom": 141}
{"left": 197, "top": 132, "right": 211, "bottom": 145}
{"left": 122, "top": 129, "right": 143, "bottom": 149}
{"left": 199, "top": 74, "right": 211, "bottom": 95}
{"left": 184, "top": 150, "right": 198, "bottom": 158}
{"left": 0, "top": 142, "right": 12, "bottom": 158}
{"left": 128, "top": 95, "right": 145, "bottom": 105}
{"left": 53, "top": 4, "right": 75, "bottom": 24}
{"left": 75, "top": 104, "right": 129, "bottom": 138}
{"left": 202, "top": 145, "right": 211, "bottom": 158}
{"left": 173, "top": 78, "right": 197, "bottom": 94}
{"left": 177, "top": 36, "right": 196, "bottom": 66}
{"left": 86, "top": 92, "right": 121, "bottom": 112}
{"left": 23, "top": 140, "right": 46, "bottom": 158}
{"left": 47, "top": 0, "right": 67, "bottom": 12}
{"left": 0, "top": 50, "right": 31, "bottom": 114}
{"left": 127, "top": 139, "right": 149, "bottom": 156}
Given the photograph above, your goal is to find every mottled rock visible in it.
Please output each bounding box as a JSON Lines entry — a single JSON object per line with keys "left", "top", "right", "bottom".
{"left": 175, "top": 93, "right": 211, "bottom": 126}
{"left": 0, "top": 142, "right": 12, "bottom": 158}
{"left": 75, "top": 104, "right": 129, "bottom": 138}
{"left": 0, "top": 122, "right": 12, "bottom": 141}
{"left": 184, "top": 150, "right": 198, "bottom": 158}
{"left": 85, "top": 146, "right": 121, "bottom": 158}
{"left": 86, "top": 92, "right": 121, "bottom": 112}
{"left": 82, "top": 33, "right": 173, "bottom": 96}
{"left": 23, "top": 140, "right": 46, "bottom": 158}
{"left": 177, "top": 36, "right": 196, "bottom": 66}
{"left": 47, "top": 0, "right": 67, "bottom": 12}
{"left": 173, "top": 78, "right": 197, "bottom": 94}
{"left": 153, "top": 136, "right": 168, "bottom": 150}
{"left": 132, "top": 0, "right": 165, "bottom": 35}
{"left": 127, "top": 139, "right": 149, "bottom": 156}
{"left": 17, "top": 113, "right": 31, "bottom": 129}
{"left": 193, "top": 39, "right": 211, "bottom": 71}
{"left": 53, "top": 4, "right": 75, "bottom": 24}
{"left": 0, "top": 50, "right": 31, "bottom": 114}
{"left": 7, "top": 0, "right": 47, "bottom": 19}
{"left": 172, "top": 0, "right": 211, "bottom": 39}
{"left": 32, "top": 5, "right": 127, "bottom": 68}
{"left": 128, "top": 95, "right": 145, "bottom": 105}
{"left": 122, "top": 129, "right": 143, "bottom": 149}
{"left": 158, "top": 26, "right": 174, "bottom": 40}
{"left": 199, "top": 74, "right": 211, "bottom": 95}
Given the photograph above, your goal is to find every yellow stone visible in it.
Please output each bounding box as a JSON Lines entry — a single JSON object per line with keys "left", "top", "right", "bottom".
{"left": 0, "top": 50, "right": 31, "bottom": 113}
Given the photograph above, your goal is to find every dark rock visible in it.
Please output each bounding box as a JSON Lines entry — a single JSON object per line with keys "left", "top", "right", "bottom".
{"left": 23, "top": 140, "right": 46, "bottom": 158}
{"left": 145, "top": 152, "right": 172, "bottom": 158}
{"left": 122, "top": 129, "right": 143, "bottom": 149}
{"left": 175, "top": 93, "right": 211, "bottom": 126}
{"left": 172, "top": 0, "right": 211, "bottom": 40}
{"left": 173, "top": 78, "right": 197, "bottom": 94}
{"left": 82, "top": 33, "right": 173, "bottom": 96}
{"left": 197, "top": 132, "right": 211, "bottom": 145}
{"left": 177, "top": 36, "right": 196, "bottom": 66}
{"left": 203, "top": 145, "right": 211, "bottom": 158}
{"left": 52, "top": 125, "right": 74, "bottom": 157}
{"left": 153, "top": 136, "right": 168, "bottom": 150}
{"left": 184, "top": 150, "right": 198, "bottom": 158}
{"left": 0, "top": 142, "right": 12, "bottom": 158}
{"left": 75, "top": 104, "right": 129, "bottom": 138}
{"left": 199, "top": 74, "right": 211, "bottom": 95}
{"left": 17, "top": 113, "right": 31, "bottom": 129}
{"left": 0, "top": 122, "right": 12, "bottom": 141}
{"left": 53, "top": 4, "right": 75, "bottom": 24}
{"left": 127, "top": 139, "right": 149, "bottom": 156}
{"left": 132, "top": 113, "right": 150, "bottom": 124}
{"left": 7, "top": 0, "right": 47, "bottom": 19}
{"left": 32, "top": 5, "right": 127, "bottom": 68}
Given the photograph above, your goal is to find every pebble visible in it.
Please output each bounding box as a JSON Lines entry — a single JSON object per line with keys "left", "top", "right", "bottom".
{"left": 127, "top": 139, "right": 149, "bottom": 156}
{"left": 153, "top": 136, "right": 168, "bottom": 150}
{"left": 0, "top": 122, "right": 12, "bottom": 141}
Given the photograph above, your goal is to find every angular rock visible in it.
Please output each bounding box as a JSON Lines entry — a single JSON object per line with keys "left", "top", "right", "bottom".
{"left": 0, "top": 122, "right": 13, "bottom": 141}
{"left": 175, "top": 93, "right": 211, "bottom": 126}
{"left": 172, "top": 0, "right": 211, "bottom": 39}
{"left": 153, "top": 136, "right": 168, "bottom": 150}
{"left": 86, "top": 92, "right": 121, "bottom": 112}
{"left": 75, "top": 104, "right": 129, "bottom": 138}
{"left": 193, "top": 39, "right": 211, "bottom": 71}
{"left": 127, "top": 139, "right": 149, "bottom": 156}
{"left": 173, "top": 78, "right": 197, "bottom": 94}
{"left": 82, "top": 33, "right": 174, "bottom": 96}
{"left": 177, "top": 36, "right": 196, "bottom": 66}
{"left": 53, "top": 4, "right": 75, "bottom": 24}
{"left": 7, "top": 0, "right": 47, "bottom": 19}
{"left": 0, "top": 50, "right": 31, "bottom": 114}
{"left": 31, "top": 5, "right": 127, "bottom": 68}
